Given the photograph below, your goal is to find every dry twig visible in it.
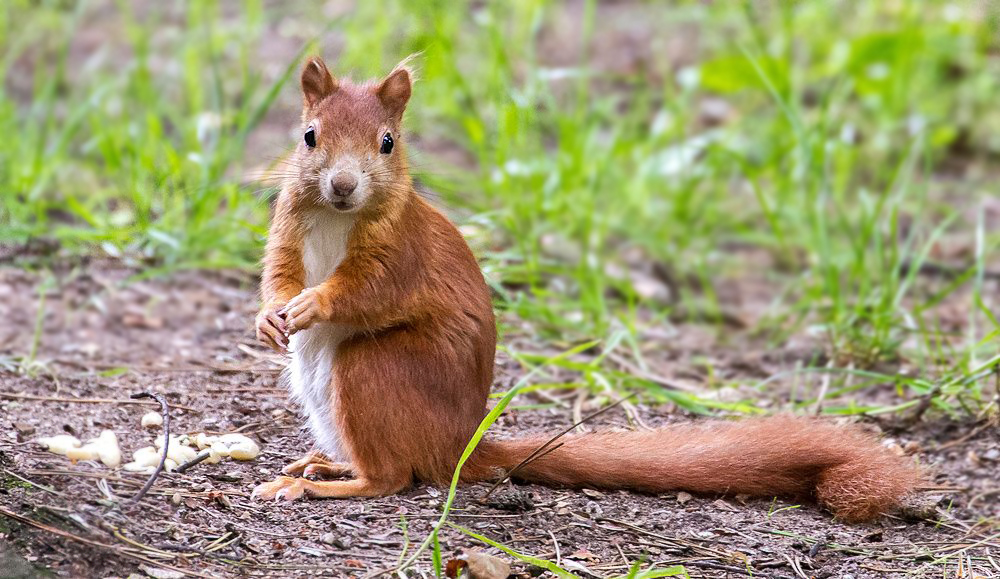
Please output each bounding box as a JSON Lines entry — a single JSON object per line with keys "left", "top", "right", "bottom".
{"left": 0, "top": 391, "right": 200, "bottom": 413}
{"left": 174, "top": 450, "right": 212, "bottom": 474}
{"left": 129, "top": 392, "right": 170, "bottom": 504}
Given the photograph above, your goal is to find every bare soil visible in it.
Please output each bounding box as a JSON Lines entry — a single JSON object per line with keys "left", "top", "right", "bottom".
{"left": 0, "top": 262, "right": 997, "bottom": 579}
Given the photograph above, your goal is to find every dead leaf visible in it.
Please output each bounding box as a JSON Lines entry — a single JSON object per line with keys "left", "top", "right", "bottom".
{"left": 123, "top": 312, "right": 164, "bottom": 329}
{"left": 448, "top": 551, "right": 510, "bottom": 579}
{"left": 445, "top": 558, "right": 467, "bottom": 578}
{"left": 712, "top": 499, "right": 738, "bottom": 512}
{"left": 567, "top": 548, "right": 599, "bottom": 562}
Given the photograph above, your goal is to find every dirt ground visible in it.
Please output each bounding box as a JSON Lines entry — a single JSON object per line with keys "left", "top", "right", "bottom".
{"left": 0, "top": 262, "right": 997, "bottom": 579}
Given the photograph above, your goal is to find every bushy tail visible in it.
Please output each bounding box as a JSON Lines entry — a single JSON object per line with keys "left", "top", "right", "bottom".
{"left": 470, "top": 416, "right": 919, "bottom": 522}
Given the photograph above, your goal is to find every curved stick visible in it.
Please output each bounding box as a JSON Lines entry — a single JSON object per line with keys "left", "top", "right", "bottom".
{"left": 128, "top": 392, "right": 170, "bottom": 504}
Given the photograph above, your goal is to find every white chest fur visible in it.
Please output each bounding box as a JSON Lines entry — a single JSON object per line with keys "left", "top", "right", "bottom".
{"left": 286, "top": 209, "right": 356, "bottom": 459}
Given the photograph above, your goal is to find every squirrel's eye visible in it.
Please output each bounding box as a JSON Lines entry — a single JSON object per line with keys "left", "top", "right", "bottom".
{"left": 304, "top": 127, "right": 316, "bottom": 148}
{"left": 380, "top": 132, "right": 393, "bottom": 154}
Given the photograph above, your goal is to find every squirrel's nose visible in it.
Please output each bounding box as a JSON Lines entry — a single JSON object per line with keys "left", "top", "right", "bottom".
{"left": 330, "top": 172, "right": 358, "bottom": 197}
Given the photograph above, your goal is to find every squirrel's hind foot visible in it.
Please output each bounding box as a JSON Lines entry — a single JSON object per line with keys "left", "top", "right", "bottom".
{"left": 251, "top": 476, "right": 405, "bottom": 501}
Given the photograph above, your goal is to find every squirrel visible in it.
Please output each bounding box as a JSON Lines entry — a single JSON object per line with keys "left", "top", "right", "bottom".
{"left": 251, "top": 56, "right": 920, "bottom": 523}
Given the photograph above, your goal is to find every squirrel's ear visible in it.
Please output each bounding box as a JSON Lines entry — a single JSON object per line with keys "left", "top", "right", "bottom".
{"left": 376, "top": 65, "right": 412, "bottom": 117}
{"left": 301, "top": 57, "right": 337, "bottom": 108}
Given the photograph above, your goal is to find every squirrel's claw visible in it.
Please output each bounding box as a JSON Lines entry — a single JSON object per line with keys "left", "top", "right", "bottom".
{"left": 252, "top": 476, "right": 306, "bottom": 502}
{"left": 282, "top": 287, "right": 329, "bottom": 334}
{"left": 255, "top": 307, "right": 288, "bottom": 353}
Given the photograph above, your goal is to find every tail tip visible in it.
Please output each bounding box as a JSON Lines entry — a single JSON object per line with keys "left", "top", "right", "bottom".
{"left": 815, "top": 456, "right": 921, "bottom": 523}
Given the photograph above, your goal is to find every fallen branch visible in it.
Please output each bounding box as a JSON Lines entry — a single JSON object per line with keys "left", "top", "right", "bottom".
{"left": 129, "top": 392, "right": 170, "bottom": 504}
{"left": 0, "top": 391, "right": 200, "bottom": 413}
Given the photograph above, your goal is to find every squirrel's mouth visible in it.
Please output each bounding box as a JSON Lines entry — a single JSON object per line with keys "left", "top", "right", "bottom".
{"left": 332, "top": 200, "right": 355, "bottom": 212}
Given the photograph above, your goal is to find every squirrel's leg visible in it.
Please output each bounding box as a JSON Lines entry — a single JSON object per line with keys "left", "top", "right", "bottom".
{"left": 303, "top": 463, "right": 353, "bottom": 479}
{"left": 251, "top": 476, "right": 405, "bottom": 501}
{"left": 281, "top": 452, "right": 351, "bottom": 478}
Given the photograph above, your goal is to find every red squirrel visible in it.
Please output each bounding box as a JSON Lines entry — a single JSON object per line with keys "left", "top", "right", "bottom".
{"left": 251, "top": 56, "right": 920, "bottom": 523}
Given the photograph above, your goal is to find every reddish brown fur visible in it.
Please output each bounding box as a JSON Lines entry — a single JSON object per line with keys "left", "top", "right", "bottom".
{"left": 471, "top": 416, "right": 919, "bottom": 523}
{"left": 252, "top": 56, "right": 920, "bottom": 521}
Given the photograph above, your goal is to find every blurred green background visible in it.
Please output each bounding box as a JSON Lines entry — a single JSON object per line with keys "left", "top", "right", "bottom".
{"left": 3, "top": 0, "right": 999, "bottom": 414}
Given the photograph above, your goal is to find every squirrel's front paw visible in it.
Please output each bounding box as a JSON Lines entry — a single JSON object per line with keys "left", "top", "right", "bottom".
{"left": 255, "top": 303, "right": 288, "bottom": 353}
{"left": 281, "top": 287, "right": 330, "bottom": 334}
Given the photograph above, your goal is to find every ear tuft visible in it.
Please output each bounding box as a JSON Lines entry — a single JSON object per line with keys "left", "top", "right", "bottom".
{"left": 376, "top": 59, "right": 415, "bottom": 117}
{"left": 301, "top": 57, "right": 337, "bottom": 108}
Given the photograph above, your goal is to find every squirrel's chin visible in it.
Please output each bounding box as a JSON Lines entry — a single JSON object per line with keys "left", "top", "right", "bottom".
{"left": 331, "top": 200, "right": 359, "bottom": 213}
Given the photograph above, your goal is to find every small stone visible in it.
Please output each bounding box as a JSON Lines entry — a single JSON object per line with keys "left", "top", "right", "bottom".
{"left": 676, "top": 491, "right": 693, "bottom": 504}
{"left": 333, "top": 537, "right": 351, "bottom": 549}
{"left": 13, "top": 423, "right": 34, "bottom": 437}
{"left": 483, "top": 487, "right": 534, "bottom": 513}
{"left": 584, "top": 500, "right": 603, "bottom": 517}
{"left": 320, "top": 532, "right": 336, "bottom": 545}
{"left": 581, "top": 488, "right": 603, "bottom": 499}
{"left": 171, "top": 493, "right": 182, "bottom": 505}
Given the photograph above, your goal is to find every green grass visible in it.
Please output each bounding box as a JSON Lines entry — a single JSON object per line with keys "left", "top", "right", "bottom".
{"left": 1, "top": 0, "right": 285, "bottom": 270}
{"left": 5, "top": 0, "right": 1000, "bottom": 573}
{"left": 4, "top": 1, "right": 998, "bottom": 390}
{"left": 2, "top": 0, "right": 997, "bottom": 414}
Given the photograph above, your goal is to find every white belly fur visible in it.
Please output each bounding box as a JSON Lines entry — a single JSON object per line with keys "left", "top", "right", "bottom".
{"left": 285, "top": 209, "right": 356, "bottom": 459}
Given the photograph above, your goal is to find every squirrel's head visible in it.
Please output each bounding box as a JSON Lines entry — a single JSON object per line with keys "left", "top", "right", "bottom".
{"left": 290, "top": 56, "right": 413, "bottom": 215}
